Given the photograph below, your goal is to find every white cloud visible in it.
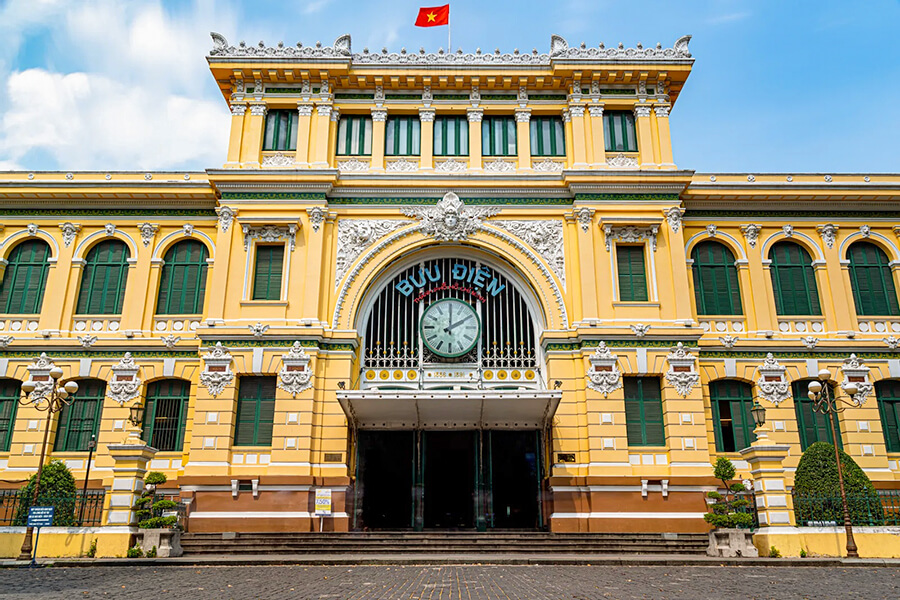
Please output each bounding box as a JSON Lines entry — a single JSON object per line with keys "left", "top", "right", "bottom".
{"left": 302, "top": 0, "right": 334, "bottom": 15}
{"left": 706, "top": 11, "right": 751, "bottom": 24}
{"left": 0, "top": 0, "right": 236, "bottom": 171}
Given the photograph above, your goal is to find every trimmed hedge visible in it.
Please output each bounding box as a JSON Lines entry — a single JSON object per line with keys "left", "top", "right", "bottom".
{"left": 14, "top": 460, "right": 78, "bottom": 526}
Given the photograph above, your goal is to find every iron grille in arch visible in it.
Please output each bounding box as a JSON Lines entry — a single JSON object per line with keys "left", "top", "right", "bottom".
{"left": 363, "top": 257, "right": 538, "bottom": 371}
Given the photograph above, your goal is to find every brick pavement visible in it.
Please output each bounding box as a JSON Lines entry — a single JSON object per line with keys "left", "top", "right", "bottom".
{"left": 1, "top": 564, "right": 898, "bottom": 599}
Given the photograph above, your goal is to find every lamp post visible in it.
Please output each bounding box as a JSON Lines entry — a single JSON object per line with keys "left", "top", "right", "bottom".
{"left": 750, "top": 400, "right": 767, "bottom": 439}
{"left": 806, "top": 369, "right": 860, "bottom": 559}
{"left": 16, "top": 370, "right": 79, "bottom": 561}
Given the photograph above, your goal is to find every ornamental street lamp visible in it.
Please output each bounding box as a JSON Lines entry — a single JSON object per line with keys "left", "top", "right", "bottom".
{"left": 807, "top": 369, "right": 860, "bottom": 559}
{"left": 16, "top": 370, "right": 79, "bottom": 561}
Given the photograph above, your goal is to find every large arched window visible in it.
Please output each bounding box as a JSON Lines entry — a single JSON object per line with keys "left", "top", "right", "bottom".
{"left": 156, "top": 240, "right": 209, "bottom": 315}
{"left": 76, "top": 240, "right": 130, "bottom": 315}
{"left": 0, "top": 240, "right": 51, "bottom": 314}
{"left": 769, "top": 242, "right": 821, "bottom": 316}
{"left": 142, "top": 379, "right": 191, "bottom": 452}
{"left": 847, "top": 242, "right": 900, "bottom": 317}
{"left": 691, "top": 241, "right": 743, "bottom": 315}
{"left": 709, "top": 379, "right": 756, "bottom": 452}
{"left": 792, "top": 379, "right": 841, "bottom": 450}
{"left": 875, "top": 380, "right": 900, "bottom": 453}
{"left": 55, "top": 379, "right": 105, "bottom": 452}
{"left": 0, "top": 379, "right": 20, "bottom": 452}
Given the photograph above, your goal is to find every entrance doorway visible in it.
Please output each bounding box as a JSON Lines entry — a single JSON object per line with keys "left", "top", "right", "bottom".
{"left": 353, "top": 429, "right": 543, "bottom": 531}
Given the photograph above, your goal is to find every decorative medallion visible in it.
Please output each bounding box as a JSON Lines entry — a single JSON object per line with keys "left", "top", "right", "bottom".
{"left": 531, "top": 159, "right": 564, "bottom": 172}
{"left": 78, "top": 335, "right": 98, "bottom": 348}
{"left": 491, "top": 220, "right": 566, "bottom": 287}
{"left": 278, "top": 341, "right": 313, "bottom": 397}
{"left": 740, "top": 224, "right": 761, "bottom": 248}
{"left": 306, "top": 207, "right": 327, "bottom": 232}
{"left": 782, "top": 224, "right": 794, "bottom": 237}
{"left": 0, "top": 336, "right": 13, "bottom": 348}
{"left": 337, "top": 158, "right": 370, "bottom": 172}
{"left": 630, "top": 323, "right": 651, "bottom": 337}
{"left": 161, "top": 334, "right": 181, "bottom": 349}
{"left": 199, "top": 342, "right": 234, "bottom": 398}
{"left": 884, "top": 336, "right": 900, "bottom": 350}
{"left": 107, "top": 353, "right": 142, "bottom": 405}
{"left": 586, "top": 342, "right": 622, "bottom": 397}
{"left": 26, "top": 353, "right": 56, "bottom": 401}
{"left": 840, "top": 354, "right": 872, "bottom": 405}
{"left": 249, "top": 323, "right": 270, "bottom": 337}
{"left": 665, "top": 207, "right": 683, "bottom": 233}
{"left": 719, "top": 335, "right": 738, "bottom": 348}
{"left": 801, "top": 336, "right": 819, "bottom": 349}
{"left": 483, "top": 159, "right": 516, "bottom": 173}
{"left": 757, "top": 352, "right": 790, "bottom": 405}
{"left": 434, "top": 159, "right": 467, "bottom": 173}
{"left": 137, "top": 223, "right": 158, "bottom": 247}
{"left": 402, "top": 192, "right": 500, "bottom": 243}
{"left": 386, "top": 159, "right": 419, "bottom": 172}
{"left": 216, "top": 206, "right": 237, "bottom": 232}
{"left": 665, "top": 342, "right": 699, "bottom": 397}
{"left": 606, "top": 153, "right": 639, "bottom": 169}
{"left": 817, "top": 224, "right": 838, "bottom": 249}
{"left": 261, "top": 153, "right": 295, "bottom": 168}
{"left": 59, "top": 222, "right": 81, "bottom": 247}
{"left": 575, "top": 207, "right": 594, "bottom": 232}
{"left": 706, "top": 224, "right": 718, "bottom": 237}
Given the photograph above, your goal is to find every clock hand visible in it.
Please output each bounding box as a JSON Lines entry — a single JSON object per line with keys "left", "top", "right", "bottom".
{"left": 446, "top": 316, "right": 473, "bottom": 331}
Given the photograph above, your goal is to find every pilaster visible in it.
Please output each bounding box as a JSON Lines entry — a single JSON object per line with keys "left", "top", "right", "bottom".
{"left": 293, "top": 103, "right": 314, "bottom": 168}
{"left": 38, "top": 226, "right": 76, "bottom": 332}
{"left": 739, "top": 442, "right": 794, "bottom": 527}
{"left": 418, "top": 108, "right": 435, "bottom": 170}
{"left": 224, "top": 104, "right": 246, "bottom": 168}
{"left": 369, "top": 108, "right": 387, "bottom": 172}
{"left": 633, "top": 103, "right": 655, "bottom": 169}
{"left": 568, "top": 104, "right": 588, "bottom": 169}
{"left": 467, "top": 109, "right": 483, "bottom": 171}
{"left": 241, "top": 103, "right": 267, "bottom": 168}
{"left": 587, "top": 104, "right": 606, "bottom": 168}
{"left": 310, "top": 104, "right": 332, "bottom": 168}
{"left": 653, "top": 104, "right": 676, "bottom": 169}
{"left": 515, "top": 108, "right": 531, "bottom": 172}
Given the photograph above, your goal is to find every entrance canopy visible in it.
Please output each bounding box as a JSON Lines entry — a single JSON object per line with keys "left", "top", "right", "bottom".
{"left": 337, "top": 390, "right": 561, "bottom": 430}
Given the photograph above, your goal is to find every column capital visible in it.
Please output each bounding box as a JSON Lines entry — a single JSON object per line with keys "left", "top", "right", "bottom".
{"left": 587, "top": 104, "right": 605, "bottom": 118}
{"left": 316, "top": 104, "right": 333, "bottom": 118}
{"left": 561, "top": 108, "right": 571, "bottom": 123}
{"left": 371, "top": 108, "right": 388, "bottom": 122}
{"left": 568, "top": 104, "right": 586, "bottom": 119}
{"left": 230, "top": 103, "right": 248, "bottom": 117}
{"left": 514, "top": 108, "right": 532, "bottom": 123}
{"left": 296, "top": 103, "right": 314, "bottom": 117}
{"left": 654, "top": 104, "right": 671, "bottom": 118}
{"left": 418, "top": 108, "right": 436, "bottom": 122}
{"left": 466, "top": 108, "right": 483, "bottom": 123}
{"left": 330, "top": 106, "right": 341, "bottom": 122}
{"left": 633, "top": 103, "right": 653, "bottom": 118}
{"left": 249, "top": 103, "right": 267, "bottom": 117}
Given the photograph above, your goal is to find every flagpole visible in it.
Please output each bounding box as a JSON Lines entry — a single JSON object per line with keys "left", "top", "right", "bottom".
{"left": 448, "top": 18, "right": 451, "bottom": 53}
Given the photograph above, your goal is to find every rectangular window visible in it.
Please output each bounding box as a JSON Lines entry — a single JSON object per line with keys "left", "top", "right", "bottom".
{"left": 0, "top": 380, "right": 19, "bottom": 452}
{"left": 252, "top": 244, "right": 284, "bottom": 301}
{"left": 142, "top": 380, "right": 190, "bottom": 453}
{"left": 55, "top": 381, "right": 104, "bottom": 452}
{"left": 481, "top": 117, "right": 516, "bottom": 156}
{"left": 603, "top": 111, "right": 637, "bottom": 152}
{"left": 616, "top": 245, "right": 649, "bottom": 301}
{"left": 529, "top": 117, "right": 565, "bottom": 156}
{"left": 263, "top": 110, "right": 298, "bottom": 151}
{"left": 336, "top": 116, "right": 373, "bottom": 155}
{"left": 385, "top": 116, "right": 421, "bottom": 156}
{"left": 234, "top": 376, "right": 276, "bottom": 447}
{"left": 624, "top": 377, "right": 665, "bottom": 447}
{"left": 434, "top": 116, "right": 469, "bottom": 156}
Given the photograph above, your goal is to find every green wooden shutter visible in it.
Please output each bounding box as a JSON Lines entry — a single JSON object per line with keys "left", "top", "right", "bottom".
{"left": 142, "top": 379, "right": 190, "bottom": 452}
{"left": 709, "top": 379, "right": 755, "bottom": 452}
{"left": 0, "top": 379, "right": 20, "bottom": 452}
{"left": 156, "top": 241, "right": 209, "bottom": 314}
{"left": 234, "top": 376, "right": 276, "bottom": 447}
{"left": 876, "top": 380, "right": 900, "bottom": 453}
{"left": 0, "top": 240, "right": 51, "bottom": 314}
{"left": 770, "top": 242, "right": 821, "bottom": 316}
{"left": 792, "top": 380, "right": 841, "bottom": 450}
{"left": 252, "top": 245, "right": 284, "bottom": 301}
{"left": 691, "top": 242, "right": 743, "bottom": 315}
{"left": 76, "top": 241, "right": 130, "bottom": 315}
{"left": 624, "top": 377, "right": 665, "bottom": 446}
{"left": 616, "top": 245, "right": 648, "bottom": 301}
{"left": 848, "top": 242, "right": 900, "bottom": 316}
{"left": 55, "top": 380, "right": 104, "bottom": 452}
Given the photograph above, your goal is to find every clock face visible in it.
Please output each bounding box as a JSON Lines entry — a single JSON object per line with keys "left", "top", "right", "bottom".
{"left": 420, "top": 298, "right": 481, "bottom": 358}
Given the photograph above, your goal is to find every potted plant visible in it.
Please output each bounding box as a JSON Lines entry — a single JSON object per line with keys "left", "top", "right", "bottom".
{"left": 132, "top": 472, "right": 182, "bottom": 557}
{"left": 705, "top": 456, "right": 758, "bottom": 557}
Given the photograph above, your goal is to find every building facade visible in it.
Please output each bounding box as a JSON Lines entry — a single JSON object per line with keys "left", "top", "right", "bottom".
{"left": 1, "top": 32, "right": 900, "bottom": 548}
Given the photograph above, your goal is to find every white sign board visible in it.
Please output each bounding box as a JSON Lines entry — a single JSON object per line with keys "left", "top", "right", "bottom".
{"left": 314, "top": 488, "right": 332, "bottom": 516}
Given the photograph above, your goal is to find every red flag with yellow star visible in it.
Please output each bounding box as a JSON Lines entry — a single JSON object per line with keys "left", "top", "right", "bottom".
{"left": 415, "top": 4, "right": 449, "bottom": 27}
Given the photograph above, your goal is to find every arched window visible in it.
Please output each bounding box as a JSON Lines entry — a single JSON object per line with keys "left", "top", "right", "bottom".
{"left": 792, "top": 379, "right": 841, "bottom": 450}
{"left": 691, "top": 242, "right": 743, "bottom": 315}
{"left": 55, "top": 379, "right": 105, "bottom": 452}
{"left": 156, "top": 240, "right": 209, "bottom": 315}
{"left": 769, "top": 242, "right": 821, "bottom": 316}
{"left": 76, "top": 241, "right": 130, "bottom": 314}
{"left": 709, "top": 380, "right": 756, "bottom": 452}
{"left": 0, "top": 379, "right": 20, "bottom": 452}
{"left": 847, "top": 242, "right": 900, "bottom": 317}
{"left": 0, "top": 240, "right": 51, "bottom": 314}
{"left": 875, "top": 380, "right": 900, "bottom": 453}
{"left": 142, "top": 379, "right": 191, "bottom": 452}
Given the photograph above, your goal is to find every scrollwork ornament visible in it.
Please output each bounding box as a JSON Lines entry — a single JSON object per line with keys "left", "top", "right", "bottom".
{"left": 216, "top": 206, "right": 237, "bottom": 232}
{"left": 278, "top": 341, "right": 313, "bottom": 397}
{"left": 740, "top": 224, "right": 761, "bottom": 248}
{"left": 840, "top": 353, "right": 872, "bottom": 405}
{"left": 306, "top": 207, "right": 327, "bottom": 232}
{"left": 575, "top": 207, "right": 594, "bottom": 232}
{"left": 0, "top": 336, "right": 13, "bottom": 348}
{"left": 402, "top": 192, "right": 500, "bottom": 243}
{"left": 59, "top": 222, "right": 81, "bottom": 247}
{"left": 199, "top": 342, "right": 234, "bottom": 398}
{"left": 334, "top": 219, "right": 409, "bottom": 287}
{"left": 107, "top": 352, "right": 141, "bottom": 405}
{"left": 136, "top": 223, "right": 158, "bottom": 247}
{"left": 492, "top": 220, "right": 566, "bottom": 287}
{"left": 665, "top": 207, "right": 683, "bottom": 233}
{"left": 756, "top": 352, "right": 790, "bottom": 405}
{"left": 665, "top": 343, "right": 699, "bottom": 397}
{"left": 817, "top": 223, "right": 838, "bottom": 249}
{"left": 26, "top": 353, "right": 56, "bottom": 402}
{"left": 586, "top": 342, "right": 622, "bottom": 397}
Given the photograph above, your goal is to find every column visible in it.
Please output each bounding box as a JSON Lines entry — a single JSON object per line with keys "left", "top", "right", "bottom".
{"left": 573, "top": 208, "right": 599, "bottom": 322}
{"left": 821, "top": 230, "right": 855, "bottom": 332}
{"left": 739, "top": 441, "right": 793, "bottom": 530}
{"left": 224, "top": 104, "right": 247, "bottom": 168}
{"left": 369, "top": 108, "right": 387, "bottom": 172}
{"left": 654, "top": 104, "right": 675, "bottom": 169}
{"left": 467, "top": 109, "right": 483, "bottom": 171}
{"left": 293, "top": 103, "right": 314, "bottom": 168}
{"left": 310, "top": 104, "right": 332, "bottom": 168}
{"left": 587, "top": 104, "right": 607, "bottom": 167}
{"left": 515, "top": 108, "right": 531, "bottom": 171}
{"left": 568, "top": 105, "right": 588, "bottom": 169}
{"left": 562, "top": 109, "right": 574, "bottom": 168}
{"left": 240, "top": 103, "right": 267, "bottom": 168}
{"left": 633, "top": 104, "right": 655, "bottom": 169}
{"left": 107, "top": 443, "right": 157, "bottom": 526}
{"left": 666, "top": 215, "right": 694, "bottom": 325}
{"left": 418, "top": 108, "right": 435, "bottom": 170}
{"left": 205, "top": 208, "right": 236, "bottom": 324}
{"left": 119, "top": 237, "right": 150, "bottom": 333}
{"left": 38, "top": 226, "right": 76, "bottom": 332}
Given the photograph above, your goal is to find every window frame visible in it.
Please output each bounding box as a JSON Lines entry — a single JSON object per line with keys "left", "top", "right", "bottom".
{"left": 615, "top": 244, "right": 649, "bottom": 302}
{"left": 876, "top": 380, "right": 900, "bottom": 453}
{"left": 262, "top": 109, "right": 298, "bottom": 152}
{"left": 336, "top": 115, "right": 373, "bottom": 156}
{"left": 155, "top": 240, "right": 209, "bottom": 315}
{"left": 0, "top": 379, "right": 20, "bottom": 452}
{"left": 54, "top": 379, "right": 104, "bottom": 452}
{"left": 768, "top": 242, "right": 822, "bottom": 316}
{"left": 529, "top": 116, "right": 566, "bottom": 157}
{"left": 142, "top": 379, "right": 191, "bottom": 452}
{"left": 709, "top": 379, "right": 756, "bottom": 453}
{"left": 481, "top": 116, "right": 517, "bottom": 157}
{"left": 691, "top": 241, "right": 743, "bottom": 316}
{"left": 76, "top": 240, "right": 131, "bottom": 315}
{"left": 384, "top": 116, "right": 421, "bottom": 156}
{"left": 847, "top": 242, "right": 900, "bottom": 317}
{"left": 251, "top": 243, "right": 285, "bottom": 302}
{"left": 0, "top": 240, "right": 51, "bottom": 315}
{"left": 433, "top": 116, "right": 469, "bottom": 157}
{"left": 233, "top": 376, "right": 276, "bottom": 447}
{"left": 623, "top": 376, "right": 666, "bottom": 447}
{"left": 603, "top": 111, "right": 638, "bottom": 153}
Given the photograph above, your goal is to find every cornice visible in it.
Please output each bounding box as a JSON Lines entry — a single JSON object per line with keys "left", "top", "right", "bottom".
{"left": 327, "top": 187, "right": 573, "bottom": 199}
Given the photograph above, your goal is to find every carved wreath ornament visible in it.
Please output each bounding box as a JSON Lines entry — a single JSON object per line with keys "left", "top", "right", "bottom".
{"left": 402, "top": 192, "right": 499, "bottom": 242}
{"left": 278, "top": 341, "right": 313, "bottom": 397}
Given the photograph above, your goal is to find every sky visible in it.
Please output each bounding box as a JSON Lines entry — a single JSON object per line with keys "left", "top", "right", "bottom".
{"left": 0, "top": 0, "right": 898, "bottom": 173}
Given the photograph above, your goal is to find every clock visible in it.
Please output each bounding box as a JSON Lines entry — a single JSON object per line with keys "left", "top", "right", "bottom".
{"left": 420, "top": 298, "right": 481, "bottom": 358}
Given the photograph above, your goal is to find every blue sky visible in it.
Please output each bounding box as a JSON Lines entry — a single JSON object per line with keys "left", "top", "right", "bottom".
{"left": 0, "top": 0, "right": 898, "bottom": 173}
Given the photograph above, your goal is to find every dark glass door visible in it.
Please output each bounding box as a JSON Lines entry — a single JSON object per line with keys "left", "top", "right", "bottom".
{"left": 423, "top": 431, "right": 476, "bottom": 529}
{"left": 488, "top": 430, "right": 540, "bottom": 529}
{"left": 358, "top": 430, "right": 415, "bottom": 529}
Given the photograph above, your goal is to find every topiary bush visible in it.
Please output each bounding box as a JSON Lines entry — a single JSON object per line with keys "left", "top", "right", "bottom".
{"left": 704, "top": 456, "right": 755, "bottom": 529}
{"left": 14, "top": 460, "right": 77, "bottom": 526}
{"left": 793, "top": 442, "right": 884, "bottom": 525}
{"left": 132, "top": 471, "right": 180, "bottom": 530}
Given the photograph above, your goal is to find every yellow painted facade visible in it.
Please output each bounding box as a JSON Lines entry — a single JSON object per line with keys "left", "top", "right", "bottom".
{"left": 0, "top": 33, "right": 899, "bottom": 556}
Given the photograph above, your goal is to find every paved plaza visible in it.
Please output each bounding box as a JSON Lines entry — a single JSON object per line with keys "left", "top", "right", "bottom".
{"left": 0, "top": 564, "right": 898, "bottom": 599}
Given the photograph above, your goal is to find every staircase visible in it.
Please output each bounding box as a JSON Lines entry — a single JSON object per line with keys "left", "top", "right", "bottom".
{"left": 180, "top": 531, "right": 709, "bottom": 556}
